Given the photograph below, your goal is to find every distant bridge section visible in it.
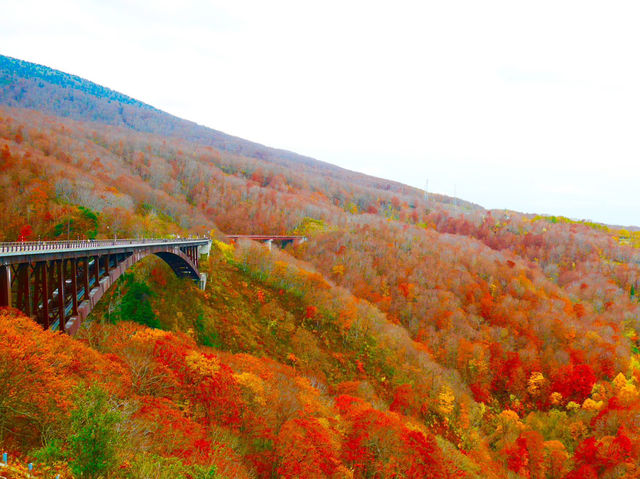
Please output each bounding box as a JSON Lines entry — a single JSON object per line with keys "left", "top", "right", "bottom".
{"left": 226, "top": 235, "right": 307, "bottom": 250}
{"left": 0, "top": 238, "right": 210, "bottom": 334}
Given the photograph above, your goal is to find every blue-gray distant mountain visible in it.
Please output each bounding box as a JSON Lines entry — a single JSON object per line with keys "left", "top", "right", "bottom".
{"left": 0, "top": 53, "right": 309, "bottom": 167}
{"left": 0, "top": 54, "right": 156, "bottom": 119}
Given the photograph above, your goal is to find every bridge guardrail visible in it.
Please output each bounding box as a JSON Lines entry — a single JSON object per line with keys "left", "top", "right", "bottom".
{"left": 0, "top": 238, "right": 208, "bottom": 254}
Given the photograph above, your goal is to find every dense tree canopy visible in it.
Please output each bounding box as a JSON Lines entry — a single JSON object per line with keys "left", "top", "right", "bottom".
{"left": 1, "top": 76, "right": 640, "bottom": 477}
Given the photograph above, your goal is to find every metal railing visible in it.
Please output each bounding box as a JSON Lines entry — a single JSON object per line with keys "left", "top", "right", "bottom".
{"left": 1, "top": 451, "right": 58, "bottom": 478}
{"left": 0, "top": 237, "right": 209, "bottom": 254}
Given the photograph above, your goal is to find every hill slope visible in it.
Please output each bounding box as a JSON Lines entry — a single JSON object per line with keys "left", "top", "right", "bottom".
{"left": 0, "top": 53, "right": 480, "bottom": 211}
{"left": 1, "top": 56, "right": 640, "bottom": 478}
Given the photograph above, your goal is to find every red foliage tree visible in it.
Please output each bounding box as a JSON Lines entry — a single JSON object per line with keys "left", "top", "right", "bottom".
{"left": 276, "top": 414, "right": 339, "bottom": 478}
{"left": 18, "top": 224, "right": 33, "bottom": 242}
{"left": 551, "top": 363, "right": 596, "bottom": 404}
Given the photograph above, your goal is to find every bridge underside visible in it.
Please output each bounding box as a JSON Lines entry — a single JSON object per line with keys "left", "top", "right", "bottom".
{"left": 0, "top": 242, "right": 205, "bottom": 335}
{"left": 155, "top": 251, "right": 200, "bottom": 281}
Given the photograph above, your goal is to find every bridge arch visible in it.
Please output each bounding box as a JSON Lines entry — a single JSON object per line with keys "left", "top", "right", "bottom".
{"left": 154, "top": 250, "right": 200, "bottom": 281}
{"left": 0, "top": 239, "right": 209, "bottom": 335}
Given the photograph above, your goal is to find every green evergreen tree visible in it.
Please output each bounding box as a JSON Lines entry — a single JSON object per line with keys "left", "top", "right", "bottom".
{"left": 69, "top": 386, "right": 121, "bottom": 478}
{"left": 119, "top": 273, "right": 160, "bottom": 328}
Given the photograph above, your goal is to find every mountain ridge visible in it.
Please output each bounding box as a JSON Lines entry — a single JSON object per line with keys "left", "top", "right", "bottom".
{"left": 0, "top": 52, "right": 482, "bottom": 209}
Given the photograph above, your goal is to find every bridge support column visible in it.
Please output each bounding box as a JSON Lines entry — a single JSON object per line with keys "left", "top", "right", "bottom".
{"left": 37, "top": 262, "right": 49, "bottom": 328}
{"left": 0, "top": 265, "right": 10, "bottom": 308}
{"left": 56, "top": 260, "right": 65, "bottom": 333}
{"left": 93, "top": 256, "right": 100, "bottom": 289}
{"left": 71, "top": 259, "right": 78, "bottom": 316}
{"left": 198, "top": 240, "right": 212, "bottom": 256}
{"left": 265, "top": 239, "right": 272, "bottom": 251}
{"left": 16, "top": 264, "right": 30, "bottom": 316}
{"left": 83, "top": 257, "right": 90, "bottom": 301}
{"left": 32, "top": 263, "right": 41, "bottom": 322}
{"left": 47, "top": 261, "right": 55, "bottom": 301}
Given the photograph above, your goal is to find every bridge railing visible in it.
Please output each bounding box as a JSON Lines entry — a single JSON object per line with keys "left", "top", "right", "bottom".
{"left": 0, "top": 238, "right": 208, "bottom": 254}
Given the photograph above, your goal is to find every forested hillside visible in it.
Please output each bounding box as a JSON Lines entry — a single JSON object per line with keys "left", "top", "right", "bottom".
{"left": 0, "top": 54, "right": 477, "bottom": 211}
{"left": 1, "top": 57, "right": 640, "bottom": 478}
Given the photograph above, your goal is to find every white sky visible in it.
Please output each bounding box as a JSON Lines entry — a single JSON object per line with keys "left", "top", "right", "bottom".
{"left": 1, "top": 0, "right": 639, "bottom": 226}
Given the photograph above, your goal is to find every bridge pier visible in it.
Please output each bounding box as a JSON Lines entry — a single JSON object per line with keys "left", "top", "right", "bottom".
{"left": 38, "top": 262, "right": 49, "bottom": 328}
{"left": 81, "top": 257, "right": 89, "bottom": 305}
{"left": 198, "top": 240, "right": 212, "bottom": 256}
{"left": 55, "top": 260, "right": 65, "bottom": 333}
{"left": 70, "top": 259, "right": 78, "bottom": 317}
{"left": 16, "top": 264, "right": 30, "bottom": 316}
{"left": 93, "top": 255, "right": 99, "bottom": 289}
{"left": 0, "top": 265, "right": 10, "bottom": 308}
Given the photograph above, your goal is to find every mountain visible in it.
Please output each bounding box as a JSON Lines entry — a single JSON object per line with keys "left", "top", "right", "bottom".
{"left": 1, "top": 55, "right": 640, "bottom": 478}
{"left": 0, "top": 53, "right": 481, "bottom": 210}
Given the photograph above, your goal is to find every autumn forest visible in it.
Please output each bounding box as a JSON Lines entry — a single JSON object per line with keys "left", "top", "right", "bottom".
{"left": 1, "top": 54, "right": 640, "bottom": 478}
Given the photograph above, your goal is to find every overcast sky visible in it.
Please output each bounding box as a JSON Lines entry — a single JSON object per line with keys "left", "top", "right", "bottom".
{"left": 2, "top": 1, "right": 639, "bottom": 226}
